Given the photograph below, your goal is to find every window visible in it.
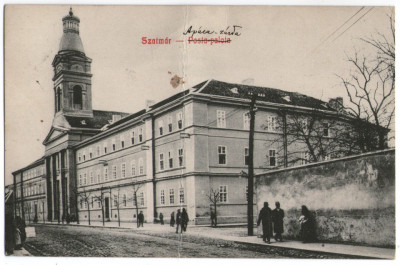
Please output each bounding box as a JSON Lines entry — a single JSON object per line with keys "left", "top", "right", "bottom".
{"left": 301, "top": 118, "right": 309, "bottom": 135}
{"left": 139, "top": 128, "right": 143, "bottom": 142}
{"left": 83, "top": 173, "right": 87, "bottom": 185}
{"left": 219, "top": 185, "right": 227, "bottom": 202}
{"left": 78, "top": 152, "right": 82, "bottom": 162}
{"left": 159, "top": 153, "right": 164, "bottom": 170}
{"left": 177, "top": 112, "right": 183, "bottom": 129}
{"left": 104, "top": 167, "right": 108, "bottom": 181}
{"left": 159, "top": 120, "right": 164, "bottom": 136}
{"left": 301, "top": 152, "right": 309, "bottom": 165}
{"left": 217, "top": 110, "right": 226, "bottom": 128}
{"left": 178, "top": 148, "right": 184, "bottom": 167}
{"left": 169, "top": 189, "right": 175, "bottom": 204}
{"left": 218, "top": 146, "right": 227, "bottom": 165}
{"left": 114, "top": 195, "right": 118, "bottom": 207}
{"left": 139, "top": 192, "right": 145, "bottom": 206}
{"left": 323, "top": 122, "right": 330, "bottom": 137}
{"left": 83, "top": 151, "right": 86, "bottom": 162}
{"left": 139, "top": 158, "right": 144, "bottom": 175}
{"left": 97, "top": 199, "right": 101, "bottom": 208}
{"left": 80, "top": 199, "right": 83, "bottom": 209}
{"left": 131, "top": 160, "right": 136, "bottom": 176}
{"left": 91, "top": 197, "right": 94, "bottom": 208}
{"left": 97, "top": 171, "right": 101, "bottom": 183}
{"left": 56, "top": 87, "right": 62, "bottom": 112}
{"left": 120, "top": 135, "right": 125, "bottom": 148}
{"left": 121, "top": 163, "right": 126, "bottom": 178}
{"left": 269, "top": 149, "right": 276, "bottom": 167}
{"left": 246, "top": 186, "right": 248, "bottom": 201}
{"left": 104, "top": 142, "right": 108, "bottom": 154}
{"left": 79, "top": 174, "right": 82, "bottom": 186}
{"left": 167, "top": 116, "right": 173, "bottom": 132}
{"left": 96, "top": 146, "right": 100, "bottom": 156}
{"left": 244, "top": 148, "right": 249, "bottom": 165}
{"left": 179, "top": 188, "right": 185, "bottom": 203}
{"left": 112, "top": 139, "right": 116, "bottom": 151}
{"left": 324, "top": 154, "right": 331, "bottom": 161}
{"left": 89, "top": 148, "right": 93, "bottom": 159}
{"left": 243, "top": 112, "right": 250, "bottom": 130}
{"left": 160, "top": 190, "right": 165, "bottom": 205}
{"left": 73, "top": 85, "right": 82, "bottom": 110}
{"left": 112, "top": 165, "right": 117, "bottom": 179}
{"left": 267, "top": 116, "right": 278, "bottom": 132}
{"left": 123, "top": 194, "right": 127, "bottom": 207}
{"left": 168, "top": 151, "right": 173, "bottom": 168}
{"left": 90, "top": 171, "right": 94, "bottom": 184}
{"left": 131, "top": 131, "right": 135, "bottom": 145}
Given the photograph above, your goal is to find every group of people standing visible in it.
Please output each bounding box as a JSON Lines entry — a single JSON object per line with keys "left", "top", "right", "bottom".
{"left": 168, "top": 208, "right": 189, "bottom": 233}
{"left": 5, "top": 215, "right": 27, "bottom": 255}
{"left": 257, "top": 202, "right": 316, "bottom": 244}
{"left": 257, "top": 202, "right": 284, "bottom": 244}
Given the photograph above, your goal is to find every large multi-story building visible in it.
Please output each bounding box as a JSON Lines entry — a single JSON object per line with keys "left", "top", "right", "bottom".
{"left": 12, "top": 9, "right": 386, "bottom": 225}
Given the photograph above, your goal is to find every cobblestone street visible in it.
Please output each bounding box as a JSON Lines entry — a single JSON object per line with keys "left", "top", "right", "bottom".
{"left": 22, "top": 224, "right": 363, "bottom": 258}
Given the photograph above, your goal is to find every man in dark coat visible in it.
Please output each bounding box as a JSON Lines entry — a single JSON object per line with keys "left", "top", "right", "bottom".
{"left": 272, "top": 201, "right": 284, "bottom": 242}
{"left": 257, "top": 202, "right": 273, "bottom": 243}
{"left": 181, "top": 208, "right": 189, "bottom": 232}
{"left": 159, "top": 213, "right": 164, "bottom": 225}
{"left": 170, "top": 212, "right": 175, "bottom": 227}
{"left": 138, "top": 211, "right": 144, "bottom": 227}
{"left": 175, "top": 209, "right": 182, "bottom": 233}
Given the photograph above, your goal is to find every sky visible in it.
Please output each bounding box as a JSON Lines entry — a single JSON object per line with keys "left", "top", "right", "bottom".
{"left": 4, "top": 5, "right": 395, "bottom": 185}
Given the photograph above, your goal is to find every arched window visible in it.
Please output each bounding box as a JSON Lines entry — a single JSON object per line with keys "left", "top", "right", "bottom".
{"left": 73, "top": 85, "right": 82, "bottom": 110}
{"left": 56, "top": 87, "right": 62, "bottom": 112}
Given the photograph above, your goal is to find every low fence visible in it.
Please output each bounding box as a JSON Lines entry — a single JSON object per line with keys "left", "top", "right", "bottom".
{"left": 255, "top": 149, "right": 395, "bottom": 248}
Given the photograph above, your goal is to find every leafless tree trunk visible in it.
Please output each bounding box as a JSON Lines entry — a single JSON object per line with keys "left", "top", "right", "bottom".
{"left": 206, "top": 188, "right": 220, "bottom": 227}
{"left": 338, "top": 14, "right": 395, "bottom": 150}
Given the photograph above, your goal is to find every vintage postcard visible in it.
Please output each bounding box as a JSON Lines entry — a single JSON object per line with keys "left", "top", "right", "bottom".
{"left": 3, "top": 3, "right": 396, "bottom": 263}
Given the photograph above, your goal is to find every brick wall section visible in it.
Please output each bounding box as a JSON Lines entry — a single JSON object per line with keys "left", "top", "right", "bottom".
{"left": 255, "top": 149, "right": 395, "bottom": 247}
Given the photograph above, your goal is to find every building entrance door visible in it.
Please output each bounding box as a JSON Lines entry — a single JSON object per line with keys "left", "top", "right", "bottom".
{"left": 105, "top": 197, "right": 110, "bottom": 219}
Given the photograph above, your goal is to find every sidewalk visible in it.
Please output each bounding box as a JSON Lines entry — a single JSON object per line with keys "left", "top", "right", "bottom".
{"left": 7, "top": 247, "right": 32, "bottom": 257}
{"left": 35, "top": 221, "right": 396, "bottom": 259}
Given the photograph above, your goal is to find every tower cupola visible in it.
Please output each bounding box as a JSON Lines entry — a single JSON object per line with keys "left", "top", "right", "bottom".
{"left": 59, "top": 8, "right": 85, "bottom": 53}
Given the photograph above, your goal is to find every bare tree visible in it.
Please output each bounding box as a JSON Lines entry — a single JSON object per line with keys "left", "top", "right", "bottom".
{"left": 338, "top": 14, "right": 395, "bottom": 150}
{"left": 111, "top": 188, "right": 129, "bottom": 227}
{"left": 206, "top": 188, "right": 221, "bottom": 227}
{"left": 24, "top": 202, "right": 32, "bottom": 224}
{"left": 129, "top": 178, "right": 144, "bottom": 228}
{"left": 264, "top": 109, "right": 358, "bottom": 167}
{"left": 92, "top": 187, "right": 106, "bottom": 227}
{"left": 76, "top": 187, "right": 93, "bottom": 225}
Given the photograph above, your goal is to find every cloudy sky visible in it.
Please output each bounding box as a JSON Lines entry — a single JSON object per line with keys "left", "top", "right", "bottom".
{"left": 4, "top": 5, "right": 394, "bottom": 185}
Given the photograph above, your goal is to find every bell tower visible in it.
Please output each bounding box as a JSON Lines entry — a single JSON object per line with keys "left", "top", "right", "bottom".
{"left": 52, "top": 8, "right": 93, "bottom": 118}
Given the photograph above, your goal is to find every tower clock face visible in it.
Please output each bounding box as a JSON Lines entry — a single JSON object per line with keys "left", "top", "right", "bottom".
{"left": 56, "top": 64, "right": 63, "bottom": 72}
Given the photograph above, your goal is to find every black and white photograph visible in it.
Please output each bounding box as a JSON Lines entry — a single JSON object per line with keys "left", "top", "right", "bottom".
{"left": 3, "top": 2, "right": 397, "bottom": 262}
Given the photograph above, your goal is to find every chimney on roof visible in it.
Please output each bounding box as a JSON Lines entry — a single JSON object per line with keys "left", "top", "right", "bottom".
{"left": 241, "top": 78, "right": 254, "bottom": 85}
{"left": 112, "top": 114, "right": 122, "bottom": 123}
{"left": 146, "top": 99, "right": 156, "bottom": 108}
{"left": 328, "top": 97, "right": 344, "bottom": 111}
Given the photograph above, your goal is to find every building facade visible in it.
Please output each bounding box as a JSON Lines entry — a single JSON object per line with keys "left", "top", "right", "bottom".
{"left": 12, "top": 9, "right": 387, "bottom": 225}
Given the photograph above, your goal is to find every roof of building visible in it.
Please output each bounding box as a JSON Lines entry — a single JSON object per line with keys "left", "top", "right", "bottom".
{"left": 194, "top": 79, "right": 335, "bottom": 111}
{"left": 64, "top": 110, "right": 131, "bottom": 130}
{"left": 59, "top": 32, "right": 85, "bottom": 53}
{"left": 12, "top": 157, "right": 44, "bottom": 175}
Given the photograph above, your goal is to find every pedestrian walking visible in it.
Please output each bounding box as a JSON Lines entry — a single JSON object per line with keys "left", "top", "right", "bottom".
{"left": 175, "top": 209, "right": 182, "bottom": 233}
{"left": 210, "top": 210, "right": 217, "bottom": 227}
{"left": 257, "top": 202, "right": 273, "bottom": 244}
{"left": 15, "top": 216, "right": 26, "bottom": 249}
{"left": 5, "top": 213, "right": 15, "bottom": 255}
{"left": 272, "top": 201, "right": 284, "bottom": 242}
{"left": 181, "top": 208, "right": 189, "bottom": 232}
{"left": 159, "top": 213, "right": 164, "bottom": 225}
{"left": 299, "top": 205, "right": 316, "bottom": 243}
{"left": 170, "top": 211, "right": 175, "bottom": 227}
{"left": 138, "top": 211, "right": 144, "bottom": 227}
